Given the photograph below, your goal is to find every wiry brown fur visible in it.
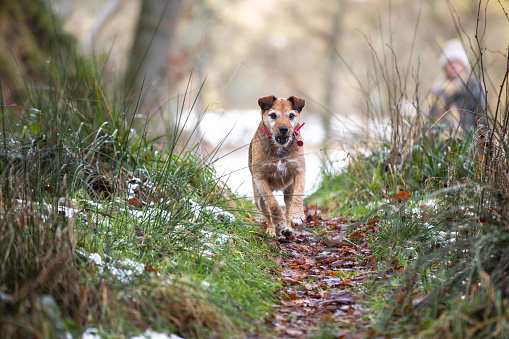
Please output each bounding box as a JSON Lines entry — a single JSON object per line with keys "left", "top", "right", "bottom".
{"left": 248, "top": 95, "right": 306, "bottom": 236}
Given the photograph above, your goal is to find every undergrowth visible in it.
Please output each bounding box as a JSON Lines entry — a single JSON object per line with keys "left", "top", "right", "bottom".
{"left": 308, "top": 1, "right": 509, "bottom": 337}
{"left": 0, "top": 20, "right": 278, "bottom": 339}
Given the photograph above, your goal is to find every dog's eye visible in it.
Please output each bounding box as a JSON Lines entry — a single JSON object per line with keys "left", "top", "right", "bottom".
{"left": 270, "top": 113, "right": 277, "bottom": 119}
{"left": 289, "top": 113, "right": 295, "bottom": 120}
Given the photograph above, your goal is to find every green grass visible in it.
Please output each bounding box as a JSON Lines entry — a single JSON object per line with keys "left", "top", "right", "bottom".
{"left": 310, "top": 126, "right": 509, "bottom": 337}
{"left": 306, "top": 151, "right": 386, "bottom": 218}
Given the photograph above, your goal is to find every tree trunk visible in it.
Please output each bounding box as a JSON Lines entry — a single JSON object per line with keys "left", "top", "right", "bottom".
{"left": 125, "top": 0, "right": 182, "bottom": 129}
{"left": 322, "top": 0, "right": 346, "bottom": 143}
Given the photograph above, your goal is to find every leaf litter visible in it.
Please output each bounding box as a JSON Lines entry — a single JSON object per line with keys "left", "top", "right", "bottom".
{"left": 261, "top": 205, "right": 382, "bottom": 338}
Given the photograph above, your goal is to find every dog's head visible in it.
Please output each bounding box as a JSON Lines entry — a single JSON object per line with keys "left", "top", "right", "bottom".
{"left": 258, "top": 95, "right": 305, "bottom": 146}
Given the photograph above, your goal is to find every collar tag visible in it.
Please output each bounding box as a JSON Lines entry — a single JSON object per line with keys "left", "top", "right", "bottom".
{"left": 293, "top": 123, "right": 305, "bottom": 146}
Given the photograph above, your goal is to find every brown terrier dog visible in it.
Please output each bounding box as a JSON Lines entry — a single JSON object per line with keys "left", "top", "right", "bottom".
{"left": 248, "top": 95, "right": 306, "bottom": 236}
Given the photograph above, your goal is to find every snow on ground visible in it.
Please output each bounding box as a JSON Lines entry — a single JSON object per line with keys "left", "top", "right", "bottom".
{"left": 82, "top": 328, "right": 184, "bottom": 339}
{"left": 85, "top": 252, "right": 145, "bottom": 283}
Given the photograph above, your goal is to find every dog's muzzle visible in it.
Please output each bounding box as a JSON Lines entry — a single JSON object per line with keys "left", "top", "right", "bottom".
{"left": 276, "top": 126, "right": 290, "bottom": 144}
{"left": 275, "top": 135, "right": 290, "bottom": 144}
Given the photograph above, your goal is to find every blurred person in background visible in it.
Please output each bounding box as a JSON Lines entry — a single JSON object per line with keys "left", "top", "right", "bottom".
{"left": 427, "top": 39, "right": 487, "bottom": 140}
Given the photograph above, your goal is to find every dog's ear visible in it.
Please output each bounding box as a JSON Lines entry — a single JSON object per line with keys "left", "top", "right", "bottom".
{"left": 287, "top": 96, "right": 305, "bottom": 112}
{"left": 258, "top": 95, "right": 277, "bottom": 111}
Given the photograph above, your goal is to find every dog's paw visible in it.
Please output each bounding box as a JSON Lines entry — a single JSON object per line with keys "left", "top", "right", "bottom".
{"left": 264, "top": 232, "right": 277, "bottom": 239}
{"left": 281, "top": 227, "right": 293, "bottom": 237}
{"left": 291, "top": 215, "right": 305, "bottom": 226}
{"left": 265, "top": 227, "right": 277, "bottom": 237}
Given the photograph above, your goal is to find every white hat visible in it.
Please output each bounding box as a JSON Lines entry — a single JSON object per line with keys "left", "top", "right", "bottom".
{"left": 439, "top": 39, "right": 470, "bottom": 69}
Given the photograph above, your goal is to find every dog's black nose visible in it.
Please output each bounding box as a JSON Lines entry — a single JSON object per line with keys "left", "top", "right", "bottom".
{"left": 279, "top": 126, "right": 288, "bottom": 134}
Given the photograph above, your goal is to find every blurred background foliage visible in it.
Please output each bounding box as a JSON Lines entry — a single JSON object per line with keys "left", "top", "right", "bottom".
{"left": 2, "top": 0, "right": 508, "bottom": 141}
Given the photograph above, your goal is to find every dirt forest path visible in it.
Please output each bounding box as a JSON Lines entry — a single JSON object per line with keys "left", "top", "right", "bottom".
{"left": 256, "top": 205, "right": 381, "bottom": 338}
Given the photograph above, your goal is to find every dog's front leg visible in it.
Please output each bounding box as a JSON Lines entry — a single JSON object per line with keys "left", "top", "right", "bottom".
{"left": 288, "top": 172, "right": 306, "bottom": 226}
{"left": 253, "top": 178, "right": 275, "bottom": 235}
{"left": 254, "top": 177, "right": 285, "bottom": 235}
{"left": 283, "top": 190, "right": 295, "bottom": 237}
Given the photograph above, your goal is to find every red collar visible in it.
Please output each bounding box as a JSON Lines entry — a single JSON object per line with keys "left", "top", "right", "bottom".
{"left": 262, "top": 123, "right": 305, "bottom": 147}
{"left": 262, "top": 124, "right": 272, "bottom": 139}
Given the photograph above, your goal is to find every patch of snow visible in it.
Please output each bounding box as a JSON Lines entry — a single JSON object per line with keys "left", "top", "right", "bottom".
{"left": 0, "top": 292, "right": 12, "bottom": 302}
{"left": 200, "top": 230, "right": 231, "bottom": 245}
{"left": 88, "top": 253, "right": 103, "bottom": 266}
{"left": 130, "top": 207, "right": 172, "bottom": 222}
{"left": 424, "top": 222, "right": 434, "bottom": 229}
{"left": 435, "top": 231, "right": 457, "bottom": 243}
{"left": 127, "top": 177, "right": 143, "bottom": 200}
{"left": 57, "top": 205, "right": 78, "bottom": 218}
{"left": 82, "top": 328, "right": 100, "bottom": 339}
{"left": 130, "top": 329, "right": 184, "bottom": 339}
{"left": 86, "top": 252, "right": 145, "bottom": 283}
{"left": 204, "top": 205, "right": 235, "bottom": 221}
{"left": 189, "top": 199, "right": 235, "bottom": 221}
{"left": 201, "top": 250, "right": 216, "bottom": 259}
